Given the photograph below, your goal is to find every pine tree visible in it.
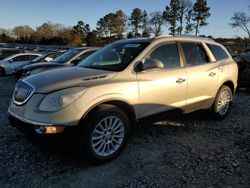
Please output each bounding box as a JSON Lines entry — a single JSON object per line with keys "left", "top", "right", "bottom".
{"left": 185, "top": 9, "right": 194, "bottom": 34}
{"left": 193, "top": 0, "right": 210, "bottom": 36}
{"left": 163, "top": 0, "right": 180, "bottom": 35}
{"left": 129, "top": 8, "right": 143, "bottom": 37}
{"left": 142, "top": 10, "right": 151, "bottom": 37}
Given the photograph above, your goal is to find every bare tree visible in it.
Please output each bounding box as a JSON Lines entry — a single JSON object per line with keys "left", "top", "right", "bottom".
{"left": 13, "top": 25, "right": 35, "bottom": 41}
{"left": 178, "top": 0, "right": 192, "bottom": 34}
{"left": 230, "top": 12, "right": 250, "bottom": 38}
{"left": 150, "top": 11, "right": 164, "bottom": 37}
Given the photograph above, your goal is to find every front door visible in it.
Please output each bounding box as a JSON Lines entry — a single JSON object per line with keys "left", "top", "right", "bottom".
{"left": 136, "top": 42, "right": 187, "bottom": 119}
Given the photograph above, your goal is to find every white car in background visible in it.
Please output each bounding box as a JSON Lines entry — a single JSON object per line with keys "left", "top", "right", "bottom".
{"left": 0, "top": 53, "right": 41, "bottom": 76}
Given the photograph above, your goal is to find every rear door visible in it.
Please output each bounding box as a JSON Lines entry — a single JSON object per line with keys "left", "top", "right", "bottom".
{"left": 136, "top": 42, "right": 187, "bottom": 118}
{"left": 180, "top": 42, "right": 219, "bottom": 112}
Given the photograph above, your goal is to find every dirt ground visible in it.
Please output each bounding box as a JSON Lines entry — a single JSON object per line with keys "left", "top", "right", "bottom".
{"left": 0, "top": 77, "right": 249, "bottom": 188}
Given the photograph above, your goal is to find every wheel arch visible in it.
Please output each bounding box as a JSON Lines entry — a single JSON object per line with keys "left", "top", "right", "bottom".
{"left": 79, "top": 99, "right": 137, "bottom": 130}
{"left": 0, "top": 66, "right": 6, "bottom": 76}
{"left": 221, "top": 80, "right": 235, "bottom": 94}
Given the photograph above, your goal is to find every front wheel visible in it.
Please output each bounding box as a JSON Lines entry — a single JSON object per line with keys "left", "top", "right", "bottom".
{"left": 211, "top": 85, "right": 233, "bottom": 119}
{"left": 79, "top": 104, "right": 131, "bottom": 164}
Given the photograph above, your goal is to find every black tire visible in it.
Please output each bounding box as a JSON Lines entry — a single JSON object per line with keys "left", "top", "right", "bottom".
{"left": 79, "top": 104, "right": 131, "bottom": 164}
{"left": 211, "top": 85, "right": 233, "bottom": 119}
{"left": 0, "top": 67, "right": 6, "bottom": 76}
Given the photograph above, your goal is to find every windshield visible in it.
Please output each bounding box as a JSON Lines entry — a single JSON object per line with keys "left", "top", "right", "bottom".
{"left": 31, "top": 54, "right": 47, "bottom": 63}
{"left": 78, "top": 41, "right": 150, "bottom": 71}
{"left": 53, "top": 49, "right": 81, "bottom": 64}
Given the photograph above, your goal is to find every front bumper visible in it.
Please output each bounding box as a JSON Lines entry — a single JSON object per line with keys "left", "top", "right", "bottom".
{"left": 8, "top": 110, "right": 67, "bottom": 134}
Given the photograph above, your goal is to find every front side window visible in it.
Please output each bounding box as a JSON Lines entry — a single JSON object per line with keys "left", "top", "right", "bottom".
{"left": 147, "top": 43, "right": 180, "bottom": 69}
{"left": 78, "top": 41, "right": 150, "bottom": 71}
{"left": 181, "top": 43, "right": 209, "bottom": 66}
{"left": 207, "top": 44, "right": 229, "bottom": 61}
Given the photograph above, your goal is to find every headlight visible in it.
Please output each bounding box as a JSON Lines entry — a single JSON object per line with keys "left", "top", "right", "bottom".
{"left": 39, "top": 87, "right": 87, "bottom": 112}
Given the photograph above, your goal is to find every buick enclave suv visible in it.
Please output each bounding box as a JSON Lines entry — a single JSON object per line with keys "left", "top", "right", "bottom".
{"left": 8, "top": 36, "right": 238, "bottom": 163}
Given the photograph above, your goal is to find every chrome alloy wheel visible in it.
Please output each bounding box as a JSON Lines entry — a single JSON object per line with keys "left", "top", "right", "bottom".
{"left": 91, "top": 116, "right": 125, "bottom": 157}
{"left": 217, "top": 90, "right": 231, "bottom": 116}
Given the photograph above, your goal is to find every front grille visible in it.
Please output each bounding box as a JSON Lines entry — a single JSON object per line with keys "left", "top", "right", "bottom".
{"left": 13, "top": 81, "right": 35, "bottom": 105}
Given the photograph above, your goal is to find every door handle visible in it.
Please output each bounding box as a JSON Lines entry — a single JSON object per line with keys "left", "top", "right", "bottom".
{"left": 176, "top": 78, "right": 186, "bottom": 84}
{"left": 209, "top": 72, "right": 216, "bottom": 77}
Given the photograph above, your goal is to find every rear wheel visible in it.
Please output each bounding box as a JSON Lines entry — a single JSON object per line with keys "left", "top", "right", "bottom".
{"left": 79, "top": 104, "right": 131, "bottom": 164}
{"left": 211, "top": 85, "right": 233, "bottom": 119}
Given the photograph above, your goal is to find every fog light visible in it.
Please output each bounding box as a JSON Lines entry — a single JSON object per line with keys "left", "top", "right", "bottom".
{"left": 35, "top": 126, "right": 65, "bottom": 134}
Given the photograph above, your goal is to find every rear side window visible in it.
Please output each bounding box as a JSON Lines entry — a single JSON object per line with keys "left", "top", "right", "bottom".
{"left": 181, "top": 43, "right": 209, "bottom": 66}
{"left": 207, "top": 44, "right": 229, "bottom": 61}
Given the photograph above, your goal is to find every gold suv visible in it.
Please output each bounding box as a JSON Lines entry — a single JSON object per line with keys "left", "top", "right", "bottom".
{"left": 8, "top": 36, "right": 238, "bottom": 163}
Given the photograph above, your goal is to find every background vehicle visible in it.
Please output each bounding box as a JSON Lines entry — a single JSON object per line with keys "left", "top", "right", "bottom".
{"left": 0, "top": 53, "right": 41, "bottom": 76}
{"left": 18, "top": 47, "right": 98, "bottom": 77}
{"left": 14, "top": 51, "right": 64, "bottom": 77}
{"left": 8, "top": 36, "right": 238, "bottom": 164}
{"left": 233, "top": 52, "right": 250, "bottom": 87}
{"left": 0, "top": 48, "right": 25, "bottom": 60}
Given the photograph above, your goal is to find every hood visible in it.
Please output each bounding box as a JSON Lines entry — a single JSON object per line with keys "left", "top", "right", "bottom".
{"left": 24, "top": 66, "right": 117, "bottom": 93}
{"left": 23, "top": 62, "right": 63, "bottom": 70}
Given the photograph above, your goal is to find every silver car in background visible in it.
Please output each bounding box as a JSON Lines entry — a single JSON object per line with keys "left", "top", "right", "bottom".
{"left": 19, "top": 47, "right": 98, "bottom": 77}
{"left": 0, "top": 53, "right": 41, "bottom": 76}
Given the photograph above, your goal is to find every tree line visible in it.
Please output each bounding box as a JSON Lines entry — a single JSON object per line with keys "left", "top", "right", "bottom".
{"left": 1, "top": 0, "right": 239, "bottom": 47}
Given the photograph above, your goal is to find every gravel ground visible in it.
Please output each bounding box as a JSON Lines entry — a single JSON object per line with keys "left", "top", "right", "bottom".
{"left": 0, "top": 77, "right": 249, "bottom": 188}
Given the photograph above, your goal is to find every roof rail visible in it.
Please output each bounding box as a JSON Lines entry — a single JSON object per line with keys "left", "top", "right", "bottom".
{"left": 154, "top": 34, "right": 214, "bottom": 41}
{"left": 154, "top": 35, "right": 173, "bottom": 39}
{"left": 175, "top": 34, "right": 214, "bottom": 41}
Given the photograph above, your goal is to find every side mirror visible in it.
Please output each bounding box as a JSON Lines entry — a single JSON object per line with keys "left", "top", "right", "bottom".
{"left": 142, "top": 58, "right": 164, "bottom": 70}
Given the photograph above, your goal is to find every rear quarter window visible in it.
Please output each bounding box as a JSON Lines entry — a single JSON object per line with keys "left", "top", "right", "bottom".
{"left": 207, "top": 44, "right": 229, "bottom": 61}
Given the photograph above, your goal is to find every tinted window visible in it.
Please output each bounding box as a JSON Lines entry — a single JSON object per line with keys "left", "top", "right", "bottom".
{"left": 77, "top": 50, "right": 96, "bottom": 61}
{"left": 148, "top": 43, "right": 180, "bottom": 69}
{"left": 12, "top": 55, "right": 38, "bottom": 62}
{"left": 27, "top": 55, "right": 39, "bottom": 60}
{"left": 12, "top": 55, "right": 30, "bottom": 61}
{"left": 181, "top": 43, "right": 209, "bottom": 66}
{"left": 207, "top": 44, "right": 229, "bottom": 61}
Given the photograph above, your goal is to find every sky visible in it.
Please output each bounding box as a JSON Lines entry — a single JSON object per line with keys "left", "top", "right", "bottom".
{"left": 0, "top": 0, "right": 250, "bottom": 38}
